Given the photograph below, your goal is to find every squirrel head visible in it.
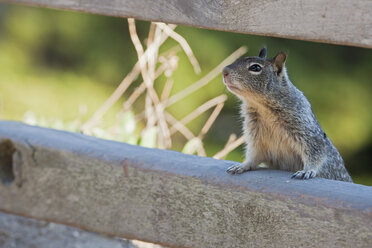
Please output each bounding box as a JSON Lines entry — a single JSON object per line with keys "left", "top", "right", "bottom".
{"left": 222, "top": 47, "right": 288, "bottom": 100}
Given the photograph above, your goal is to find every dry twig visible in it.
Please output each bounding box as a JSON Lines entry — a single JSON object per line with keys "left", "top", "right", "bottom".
{"left": 165, "top": 46, "right": 247, "bottom": 107}
{"left": 170, "top": 95, "right": 227, "bottom": 135}
{"left": 213, "top": 135, "right": 245, "bottom": 160}
{"left": 128, "top": 18, "right": 172, "bottom": 148}
{"left": 80, "top": 62, "right": 141, "bottom": 133}
{"left": 198, "top": 102, "right": 224, "bottom": 138}
{"left": 165, "top": 112, "right": 195, "bottom": 140}
{"left": 156, "top": 22, "right": 201, "bottom": 74}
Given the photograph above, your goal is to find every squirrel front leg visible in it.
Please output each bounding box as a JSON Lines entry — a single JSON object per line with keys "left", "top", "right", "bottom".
{"left": 226, "top": 160, "right": 259, "bottom": 174}
{"left": 292, "top": 139, "right": 327, "bottom": 180}
{"left": 226, "top": 139, "right": 260, "bottom": 174}
{"left": 291, "top": 165, "right": 318, "bottom": 179}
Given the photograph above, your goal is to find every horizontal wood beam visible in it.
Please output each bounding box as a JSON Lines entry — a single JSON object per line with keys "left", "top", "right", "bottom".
{"left": 0, "top": 211, "right": 136, "bottom": 248}
{"left": 0, "top": 121, "right": 371, "bottom": 247}
{"left": 2, "top": 0, "right": 372, "bottom": 48}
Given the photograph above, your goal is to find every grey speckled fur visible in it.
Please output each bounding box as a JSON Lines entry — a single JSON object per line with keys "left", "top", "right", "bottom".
{"left": 223, "top": 47, "right": 352, "bottom": 182}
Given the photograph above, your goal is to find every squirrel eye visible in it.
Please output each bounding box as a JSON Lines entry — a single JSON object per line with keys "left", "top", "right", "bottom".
{"left": 249, "top": 64, "right": 262, "bottom": 72}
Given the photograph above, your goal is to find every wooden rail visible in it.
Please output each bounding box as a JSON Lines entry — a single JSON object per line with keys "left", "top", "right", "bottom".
{"left": 0, "top": 121, "right": 371, "bottom": 248}
{"left": 2, "top": 0, "right": 372, "bottom": 48}
{"left": 0, "top": 211, "right": 135, "bottom": 247}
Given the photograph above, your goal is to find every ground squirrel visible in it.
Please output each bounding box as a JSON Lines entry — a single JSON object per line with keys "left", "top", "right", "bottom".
{"left": 222, "top": 47, "right": 352, "bottom": 182}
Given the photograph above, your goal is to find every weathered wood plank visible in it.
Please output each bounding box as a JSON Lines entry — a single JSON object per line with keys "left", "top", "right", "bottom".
{"left": 2, "top": 0, "right": 372, "bottom": 48}
{"left": 0, "top": 121, "right": 371, "bottom": 248}
{"left": 0, "top": 212, "right": 139, "bottom": 248}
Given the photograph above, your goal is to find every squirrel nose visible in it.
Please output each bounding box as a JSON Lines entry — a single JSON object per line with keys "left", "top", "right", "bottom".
{"left": 222, "top": 66, "right": 230, "bottom": 77}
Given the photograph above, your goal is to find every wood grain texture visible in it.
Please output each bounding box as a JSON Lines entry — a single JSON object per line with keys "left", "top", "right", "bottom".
{"left": 0, "top": 212, "right": 138, "bottom": 248}
{"left": 0, "top": 121, "right": 372, "bottom": 248}
{"left": 2, "top": 0, "right": 372, "bottom": 48}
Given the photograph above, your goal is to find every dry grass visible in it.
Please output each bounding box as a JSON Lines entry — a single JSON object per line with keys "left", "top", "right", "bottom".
{"left": 80, "top": 19, "right": 246, "bottom": 158}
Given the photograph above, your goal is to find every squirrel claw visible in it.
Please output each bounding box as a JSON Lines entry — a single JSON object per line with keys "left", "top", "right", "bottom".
{"left": 291, "top": 170, "right": 316, "bottom": 180}
{"left": 226, "top": 163, "right": 251, "bottom": 175}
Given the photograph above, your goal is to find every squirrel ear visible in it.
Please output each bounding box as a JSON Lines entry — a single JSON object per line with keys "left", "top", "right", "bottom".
{"left": 273, "top": 52, "right": 287, "bottom": 74}
{"left": 258, "top": 46, "right": 267, "bottom": 59}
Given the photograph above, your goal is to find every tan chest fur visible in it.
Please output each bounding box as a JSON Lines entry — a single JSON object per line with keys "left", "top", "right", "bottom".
{"left": 242, "top": 95, "right": 304, "bottom": 171}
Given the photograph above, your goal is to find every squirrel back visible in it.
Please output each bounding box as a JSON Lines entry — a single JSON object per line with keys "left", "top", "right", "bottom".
{"left": 223, "top": 47, "right": 352, "bottom": 182}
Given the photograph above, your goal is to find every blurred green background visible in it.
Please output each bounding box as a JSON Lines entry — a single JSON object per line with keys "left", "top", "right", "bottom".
{"left": 0, "top": 3, "right": 371, "bottom": 185}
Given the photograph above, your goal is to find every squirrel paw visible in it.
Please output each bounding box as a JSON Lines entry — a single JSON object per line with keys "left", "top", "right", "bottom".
{"left": 291, "top": 170, "right": 316, "bottom": 180}
{"left": 226, "top": 163, "right": 253, "bottom": 175}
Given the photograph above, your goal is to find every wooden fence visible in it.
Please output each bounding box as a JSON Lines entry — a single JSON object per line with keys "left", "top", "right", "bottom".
{"left": 4, "top": 0, "right": 372, "bottom": 48}
{"left": 1, "top": 1, "right": 372, "bottom": 247}
{"left": 1, "top": 122, "right": 372, "bottom": 247}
